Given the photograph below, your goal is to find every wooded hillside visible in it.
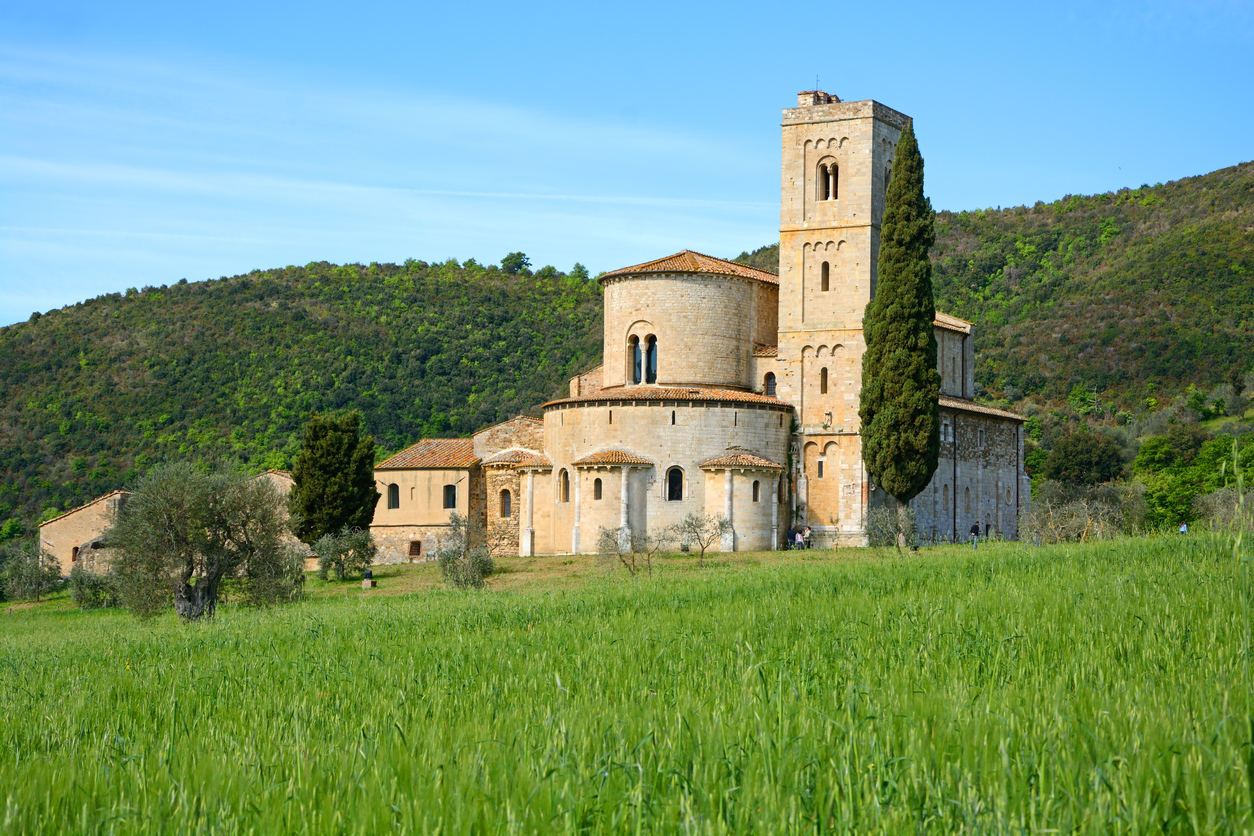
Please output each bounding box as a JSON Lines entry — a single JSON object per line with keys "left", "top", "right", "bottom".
{"left": 0, "top": 260, "right": 602, "bottom": 533}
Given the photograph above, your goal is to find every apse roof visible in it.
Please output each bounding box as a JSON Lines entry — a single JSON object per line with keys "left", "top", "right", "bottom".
{"left": 698, "top": 453, "right": 784, "bottom": 470}
{"left": 544, "top": 386, "right": 792, "bottom": 409}
{"left": 571, "top": 450, "right": 654, "bottom": 467}
{"left": 599, "top": 250, "right": 779, "bottom": 285}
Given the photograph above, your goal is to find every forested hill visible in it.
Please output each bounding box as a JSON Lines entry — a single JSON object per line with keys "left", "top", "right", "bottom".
{"left": 0, "top": 261, "right": 602, "bottom": 533}
{"left": 736, "top": 161, "right": 1254, "bottom": 403}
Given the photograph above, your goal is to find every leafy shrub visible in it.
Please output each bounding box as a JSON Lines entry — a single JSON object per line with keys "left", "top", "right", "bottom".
{"left": 314, "top": 527, "right": 377, "bottom": 581}
{"left": 436, "top": 513, "right": 493, "bottom": 590}
{"left": 69, "top": 564, "right": 121, "bottom": 609}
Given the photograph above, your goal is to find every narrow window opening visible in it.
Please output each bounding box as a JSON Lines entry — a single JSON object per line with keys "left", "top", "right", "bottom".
{"left": 671, "top": 410, "right": 676, "bottom": 425}
{"left": 764, "top": 372, "right": 776, "bottom": 397}
{"left": 817, "top": 460, "right": 824, "bottom": 479}
{"left": 818, "top": 164, "right": 829, "bottom": 201}
{"left": 667, "top": 467, "right": 683, "bottom": 501}
{"left": 1006, "top": 489, "right": 1012, "bottom": 505}
{"left": 831, "top": 164, "right": 839, "bottom": 199}
{"left": 645, "top": 336, "right": 657, "bottom": 384}
{"left": 943, "top": 484, "right": 950, "bottom": 507}
{"left": 387, "top": 483, "right": 399, "bottom": 509}
{"left": 752, "top": 480, "right": 761, "bottom": 502}
{"left": 609, "top": 409, "right": 612, "bottom": 424}
{"left": 964, "top": 486, "right": 971, "bottom": 515}
{"left": 778, "top": 414, "right": 783, "bottom": 427}
{"left": 820, "top": 367, "right": 828, "bottom": 394}
{"left": 408, "top": 540, "right": 422, "bottom": 557}
{"left": 884, "top": 164, "right": 891, "bottom": 194}
{"left": 500, "top": 489, "right": 511, "bottom": 518}
{"left": 820, "top": 262, "right": 829, "bottom": 292}
{"left": 734, "top": 411, "right": 738, "bottom": 427}
{"left": 71, "top": 546, "right": 80, "bottom": 562}
{"left": 443, "top": 484, "right": 457, "bottom": 509}
{"left": 560, "top": 469, "right": 570, "bottom": 503}
{"left": 594, "top": 478, "right": 603, "bottom": 500}
{"left": 630, "top": 336, "right": 642, "bottom": 384}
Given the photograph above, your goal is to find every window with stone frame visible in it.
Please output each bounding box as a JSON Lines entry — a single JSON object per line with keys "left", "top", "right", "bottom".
{"left": 443, "top": 484, "right": 457, "bottom": 509}
{"left": 666, "top": 467, "right": 683, "bottom": 501}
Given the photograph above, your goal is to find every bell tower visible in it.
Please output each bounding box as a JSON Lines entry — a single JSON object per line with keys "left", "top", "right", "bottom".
{"left": 776, "top": 91, "right": 910, "bottom": 544}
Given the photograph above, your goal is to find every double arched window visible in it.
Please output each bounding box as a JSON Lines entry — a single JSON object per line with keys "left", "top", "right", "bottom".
{"left": 387, "top": 484, "right": 399, "bottom": 509}
{"left": 627, "top": 335, "right": 659, "bottom": 384}
{"left": 666, "top": 467, "right": 684, "bottom": 501}
{"left": 818, "top": 163, "right": 838, "bottom": 201}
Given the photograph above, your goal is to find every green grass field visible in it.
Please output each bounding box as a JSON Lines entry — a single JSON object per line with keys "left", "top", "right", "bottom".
{"left": 0, "top": 537, "right": 1248, "bottom": 834}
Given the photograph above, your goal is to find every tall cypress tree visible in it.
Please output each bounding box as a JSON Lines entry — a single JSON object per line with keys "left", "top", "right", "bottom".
{"left": 859, "top": 121, "right": 941, "bottom": 539}
{"left": 289, "top": 411, "right": 380, "bottom": 545}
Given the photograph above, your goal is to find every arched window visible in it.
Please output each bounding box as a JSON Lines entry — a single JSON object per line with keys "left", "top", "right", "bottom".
{"left": 752, "top": 480, "right": 761, "bottom": 502}
{"left": 71, "top": 546, "right": 79, "bottom": 563}
{"left": 500, "top": 489, "right": 511, "bottom": 518}
{"left": 559, "top": 469, "right": 570, "bottom": 503}
{"left": 645, "top": 336, "right": 657, "bottom": 383}
{"left": 964, "top": 486, "right": 971, "bottom": 515}
{"left": 667, "top": 467, "right": 683, "bottom": 501}
{"left": 820, "top": 367, "right": 828, "bottom": 394}
{"left": 443, "top": 484, "right": 457, "bottom": 509}
{"left": 387, "top": 484, "right": 399, "bottom": 509}
{"left": 884, "top": 164, "right": 891, "bottom": 193}
{"left": 831, "top": 164, "right": 839, "bottom": 199}
{"left": 818, "top": 164, "right": 829, "bottom": 201}
{"left": 764, "top": 372, "right": 776, "bottom": 397}
{"left": 821, "top": 261, "right": 829, "bottom": 292}
{"left": 609, "top": 410, "right": 612, "bottom": 424}
{"left": 594, "top": 478, "right": 603, "bottom": 500}
{"left": 629, "top": 336, "right": 641, "bottom": 384}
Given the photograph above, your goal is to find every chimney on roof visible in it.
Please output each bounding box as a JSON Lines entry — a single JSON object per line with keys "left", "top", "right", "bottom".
{"left": 797, "top": 90, "right": 840, "bottom": 107}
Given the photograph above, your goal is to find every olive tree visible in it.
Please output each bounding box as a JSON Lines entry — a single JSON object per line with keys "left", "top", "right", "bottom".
{"left": 2, "top": 540, "right": 62, "bottom": 602}
{"left": 436, "top": 512, "right": 494, "bottom": 590}
{"left": 109, "top": 462, "right": 304, "bottom": 620}
{"left": 314, "top": 527, "right": 377, "bottom": 580}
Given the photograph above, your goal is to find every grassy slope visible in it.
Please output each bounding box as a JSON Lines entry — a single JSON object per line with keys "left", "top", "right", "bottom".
{"left": 735, "top": 161, "right": 1254, "bottom": 404}
{"left": 1, "top": 538, "right": 1246, "bottom": 833}
{"left": 0, "top": 261, "right": 603, "bottom": 529}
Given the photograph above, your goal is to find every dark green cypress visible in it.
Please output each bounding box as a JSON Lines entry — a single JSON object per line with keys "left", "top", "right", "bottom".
{"left": 859, "top": 121, "right": 941, "bottom": 516}
{"left": 289, "top": 411, "right": 380, "bottom": 544}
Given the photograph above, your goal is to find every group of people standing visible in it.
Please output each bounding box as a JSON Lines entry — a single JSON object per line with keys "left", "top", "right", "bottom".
{"left": 785, "top": 526, "right": 813, "bottom": 550}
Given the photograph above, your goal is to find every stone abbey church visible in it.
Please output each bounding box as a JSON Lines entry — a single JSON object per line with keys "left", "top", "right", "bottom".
{"left": 366, "top": 90, "right": 1030, "bottom": 559}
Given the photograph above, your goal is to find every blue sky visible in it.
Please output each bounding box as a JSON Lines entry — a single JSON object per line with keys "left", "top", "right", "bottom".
{"left": 1, "top": 0, "right": 1251, "bottom": 326}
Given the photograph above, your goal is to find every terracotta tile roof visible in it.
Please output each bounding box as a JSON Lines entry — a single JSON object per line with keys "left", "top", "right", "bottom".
{"left": 545, "top": 386, "right": 792, "bottom": 409}
{"left": 513, "top": 453, "right": 553, "bottom": 470}
{"left": 483, "top": 448, "right": 538, "bottom": 466}
{"left": 753, "top": 345, "right": 778, "bottom": 357}
{"left": 934, "top": 312, "right": 973, "bottom": 334}
{"left": 571, "top": 450, "right": 653, "bottom": 467}
{"left": 699, "top": 453, "right": 784, "bottom": 470}
{"left": 939, "top": 396, "right": 1025, "bottom": 422}
{"left": 376, "top": 438, "right": 479, "bottom": 469}
{"left": 600, "top": 250, "right": 779, "bottom": 285}
{"left": 38, "top": 490, "right": 130, "bottom": 528}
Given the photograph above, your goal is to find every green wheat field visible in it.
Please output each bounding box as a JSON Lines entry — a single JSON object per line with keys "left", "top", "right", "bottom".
{"left": 0, "top": 537, "right": 1248, "bottom": 834}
